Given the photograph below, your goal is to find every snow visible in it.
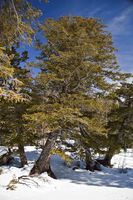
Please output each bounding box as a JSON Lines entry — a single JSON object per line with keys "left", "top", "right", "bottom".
{"left": 0, "top": 146, "right": 133, "bottom": 200}
{"left": 65, "top": 139, "right": 75, "bottom": 145}
{"left": 0, "top": 146, "right": 8, "bottom": 157}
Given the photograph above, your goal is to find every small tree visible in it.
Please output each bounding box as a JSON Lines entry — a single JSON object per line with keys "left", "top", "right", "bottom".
{"left": 0, "top": 0, "right": 42, "bottom": 166}
{"left": 106, "top": 82, "right": 133, "bottom": 162}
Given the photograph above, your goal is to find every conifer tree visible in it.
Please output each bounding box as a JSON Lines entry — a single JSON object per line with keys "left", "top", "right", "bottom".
{"left": 92, "top": 82, "right": 133, "bottom": 167}
{"left": 0, "top": 47, "right": 33, "bottom": 167}
{"left": 106, "top": 82, "right": 133, "bottom": 162}
{"left": 0, "top": 0, "right": 41, "bottom": 101}
{"left": 28, "top": 16, "right": 128, "bottom": 175}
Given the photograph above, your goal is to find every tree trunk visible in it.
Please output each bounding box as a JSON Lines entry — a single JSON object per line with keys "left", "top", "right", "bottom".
{"left": 30, "top": 132, "right": 58, "bottom": 178}
{"left": 18, "top": 143, "right": 28, "bottom": 167}
{"left": 97, "top": 147, "right": 115, "bottom": 167}
{"left": 15, "top": 105, "right": 28, "bottom": 167}
{"left": 85, "top": 148, "right": 101, "bottom": 171}
{"left": 103, "top": 147, "right": 115, "bottom": 166}
{"left": 85, "top": 148, "right": 94, "bottom": 171}
{"left": 79, "top": 126, "right": 101, "bottom": 171}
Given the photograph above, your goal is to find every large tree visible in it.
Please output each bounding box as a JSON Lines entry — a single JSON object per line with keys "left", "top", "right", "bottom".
{"left": 27, "top": 16, "right": 128, "bottom": 176}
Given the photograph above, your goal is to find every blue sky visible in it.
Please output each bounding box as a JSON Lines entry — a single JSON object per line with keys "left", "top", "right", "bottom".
{"left": 24, "top": 0, "right": 133, "bottom": 73}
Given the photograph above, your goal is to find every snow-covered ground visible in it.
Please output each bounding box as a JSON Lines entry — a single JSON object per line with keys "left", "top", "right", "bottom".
{"left": 0, "top": 146, "right": 133, "bottom": 200}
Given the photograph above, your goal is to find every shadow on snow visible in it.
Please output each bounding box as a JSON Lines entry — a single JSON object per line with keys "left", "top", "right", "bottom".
{"left": 51, "top": 155, "right": 133, "bottom": 189}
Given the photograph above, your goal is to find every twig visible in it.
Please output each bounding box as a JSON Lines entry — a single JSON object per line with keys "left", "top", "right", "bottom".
{"left": 18, "top": 175, "right": 40, "bottom": 187}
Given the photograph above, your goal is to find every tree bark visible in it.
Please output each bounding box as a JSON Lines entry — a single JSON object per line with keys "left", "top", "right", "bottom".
{"left": 85, "top": 148, "right": 101, "bottom": 171}
{"left": 15, "top": 105, "right": 28, "bottom": 167}
{"left": 85, "top": 148, "right": 94, "bottom": 171}
{"left": 18, "top": 143, "right": 28, "bottom": 167}
{"left": 30, "top": 131, "right": 58, "bottom": 178}
{"left": 103, "top": 147, "right": 115, "bottom": 166}
{"left": 79, "top": 126, "right": 101, "bottom": 171}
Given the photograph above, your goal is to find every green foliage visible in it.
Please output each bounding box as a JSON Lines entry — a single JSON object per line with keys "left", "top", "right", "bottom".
{"left": 108, "top": 82, "right": 133, "bottom": 150}
{"left": 0, "top": 0, "right": 41, "bottom": 46}
{"left": 38, "top": 16, "right": 128, "bottom": 92}
{"left": 0, "top": 0, "right": 41, "bottom": 102}
{"left": 26, "top": 16, "right": 125, "bottom": 145}
{"left": 0, "top": 47, "right": 33, "bottom": 148}
{"left": 0, "top": 46, "right": 24, "bottom": 102}
{"left": 51, "top": 149, "right": 72, "bottom": 165}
